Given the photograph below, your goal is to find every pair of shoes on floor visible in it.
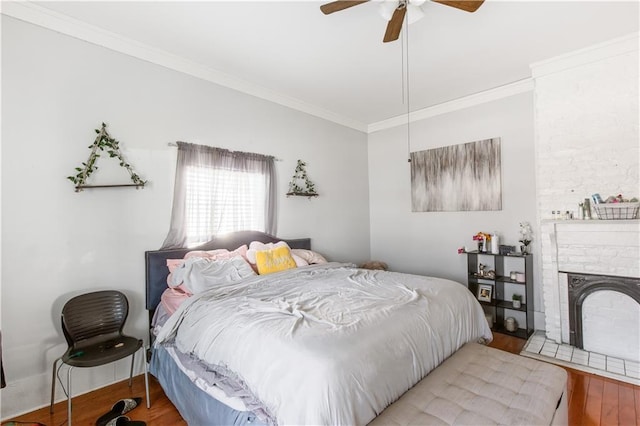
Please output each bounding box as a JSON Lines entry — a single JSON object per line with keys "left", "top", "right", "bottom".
{"left": 96, "top": 397, "right": 145, "bottom": 426}
{"left": 105, "top": 416, "right": 146, "bottom": 426}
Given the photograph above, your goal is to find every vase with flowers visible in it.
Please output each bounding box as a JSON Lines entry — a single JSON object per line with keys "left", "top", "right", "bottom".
{"left": 519, "top": 222, "right": 533, "bottom": 254}
{"left": 473, "top": 232, "right": 491, "bottom": 252}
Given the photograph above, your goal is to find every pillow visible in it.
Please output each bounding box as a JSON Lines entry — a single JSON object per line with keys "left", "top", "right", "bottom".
{"left": 167, "top": 250, "right": 217, "bottom": 278}
{"left": 166, "top": 259, "right": 188, "bottom": 287}
{"left": 174, "top": 256, "right": 256, "bottom": 294}
{"left": 160, "top": 286, "right": 192, "bottom": 315}
{"left": 184, "top": 245, "right": 249, "bottom": 261}
{"left": 167, "top": 245, "right": 250, "bottom": 285}
{"left": 167, "top": 259, "right": 185, "bottom": 273}
{"left": 255, "top": 245, "right": 298, "bottom": 275}
{"left": 291, "top": 249, "right": 328, "bottom": 264}
{"left": 247, "top": 241, "right": 308, "bottom": 267}
{"left": 184, "top": 248, "right": 229, "bottom": 260}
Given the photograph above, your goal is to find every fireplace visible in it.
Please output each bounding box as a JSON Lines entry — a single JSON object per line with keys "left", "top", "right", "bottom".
{"left": 540, "top": 220, "right": 640, "bottom": 361}
{"left": 567, "top": 273, "right": 640, "bottom": 349}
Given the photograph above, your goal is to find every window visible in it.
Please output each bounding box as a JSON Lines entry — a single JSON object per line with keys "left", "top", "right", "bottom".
{"left": 162, "top": 143, "right": 276, "bottom": 249}
{"left": 184, "top": 166, "right": 266, "bottom": 244}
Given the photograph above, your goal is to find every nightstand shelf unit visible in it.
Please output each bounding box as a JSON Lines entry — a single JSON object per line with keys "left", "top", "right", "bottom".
{"left": 466, "top": 251, "right": 534, "bottom": 339}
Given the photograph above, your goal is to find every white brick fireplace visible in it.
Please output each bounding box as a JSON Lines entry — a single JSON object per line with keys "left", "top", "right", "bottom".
{"left": 532, "top": 33, "right": 639, "bottom": 363}
{"left": 540, "top": 220, "right": 640, "bottom": 361}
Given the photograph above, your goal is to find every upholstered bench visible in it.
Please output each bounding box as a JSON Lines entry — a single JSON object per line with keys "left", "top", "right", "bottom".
{"left": 370, "top": 342, "right": 568, "bottom": 426}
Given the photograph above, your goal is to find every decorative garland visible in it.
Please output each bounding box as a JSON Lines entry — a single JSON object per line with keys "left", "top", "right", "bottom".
{"left": 287, "top": 159, "right": 318, "bottom": 197}
{"left": 67, "top": 122, "right": 146, "bottom": 191}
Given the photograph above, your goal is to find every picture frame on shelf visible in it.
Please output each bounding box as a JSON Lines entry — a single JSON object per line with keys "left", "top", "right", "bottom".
{"left": 499, "top": 245, "right": 516, "bottom": 255}
{"left": 477, "top": 284, "right": 492, "bottom": 302}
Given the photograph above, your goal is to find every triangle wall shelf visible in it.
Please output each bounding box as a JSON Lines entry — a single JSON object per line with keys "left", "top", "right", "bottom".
{"left": 67, "top": 122, "right": 147, "bottom": 192}
{"left": 287, "top": 159, "right": 318, "bottom": 198}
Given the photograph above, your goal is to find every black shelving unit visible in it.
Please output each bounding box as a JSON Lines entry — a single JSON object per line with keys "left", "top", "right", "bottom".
{"left": 466, "top": 251, "right": 534, "bottom": 339}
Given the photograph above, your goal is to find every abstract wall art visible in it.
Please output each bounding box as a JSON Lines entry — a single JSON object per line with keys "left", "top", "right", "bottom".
{"left": 411, "top": 138, "right": 502, "bottom": 212}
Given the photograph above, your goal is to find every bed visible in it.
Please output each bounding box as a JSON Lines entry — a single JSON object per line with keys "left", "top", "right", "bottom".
{"left": 145, "top": 231, "right": 492, "bottom": 425}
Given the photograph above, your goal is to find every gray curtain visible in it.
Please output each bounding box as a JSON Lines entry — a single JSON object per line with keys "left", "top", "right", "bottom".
{"left": 1, "top": 331, "right": 5, "bottom": 388}
{"left": 161, "top": 142, "right": 277, "bottom": 249}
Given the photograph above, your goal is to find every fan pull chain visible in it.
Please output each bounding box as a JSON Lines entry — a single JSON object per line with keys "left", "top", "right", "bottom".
{"left": 405, "top": 16, "right": 412, "bottom": 163}
{"left": 401, "top": 28, "right": 406, "bottom": 106}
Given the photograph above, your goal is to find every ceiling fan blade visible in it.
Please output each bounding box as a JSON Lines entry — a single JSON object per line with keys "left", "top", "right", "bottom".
{"left": 383, "top": 4, "right": 407, "bottom": 43}
{"left": 431, "top": 0, "right": 484, "bottom": 13}
{"left": 320, "top": 0, "right": 369, "bottom": 15}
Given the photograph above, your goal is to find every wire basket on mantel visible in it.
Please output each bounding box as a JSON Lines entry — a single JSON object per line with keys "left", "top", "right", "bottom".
{"left": 593, "top": 202, "right": 639, "bottom": 220}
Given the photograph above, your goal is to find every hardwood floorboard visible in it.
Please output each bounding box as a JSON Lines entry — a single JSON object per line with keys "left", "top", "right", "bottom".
{"left": 635, "top": 385, "right": 640, "bottom": 425}
{"left": 600, "top": 379, "right": 619, "bottom": 425}
{"left": 565, "top": 366, "right": 575, "bottom": 409}
{"left": 486, "top": 332, "right": 525, "bottom": 354}
{"left": 584, "top": 376, "right": 605, "bottom": 426}
{"left": 617, "top": 382, "right": 635, "bottom": 426}
{"left": 569, "top": 369, "right": 589, "bottom": 425}
{"left": 6, "top": 334, "right": 639, "bottom": 426}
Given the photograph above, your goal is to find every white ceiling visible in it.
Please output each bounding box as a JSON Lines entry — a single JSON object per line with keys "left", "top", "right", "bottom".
{"left": 20, "top": 1, "right": 640, "bottom": 130}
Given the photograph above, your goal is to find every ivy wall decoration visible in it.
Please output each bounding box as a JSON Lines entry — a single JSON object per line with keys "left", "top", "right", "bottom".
{"left": 67, "top": 122, "right": 146, "bottom": 192}
{"left": 287, "top": 159, "right": 318, "bottom": 198}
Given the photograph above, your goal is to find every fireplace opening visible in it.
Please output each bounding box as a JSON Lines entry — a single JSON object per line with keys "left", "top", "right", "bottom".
{"left": 567, "top": 273, "right": 640, "bottom": 353}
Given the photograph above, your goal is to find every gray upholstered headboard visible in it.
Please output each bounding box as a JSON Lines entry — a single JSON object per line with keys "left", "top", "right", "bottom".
{"left": 144, "top": 231, "right": 311, "bottom": 319}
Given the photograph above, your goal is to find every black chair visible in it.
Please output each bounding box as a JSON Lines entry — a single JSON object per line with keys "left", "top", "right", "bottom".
{"left": 50, "top": 290, "right": 150, "bottom": 425}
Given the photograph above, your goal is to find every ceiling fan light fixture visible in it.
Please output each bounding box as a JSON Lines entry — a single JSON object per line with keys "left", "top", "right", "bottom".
{"left": 379, "top": 0, "right": 425, "bottom": 25}
{"left": 320, "top": 0, "right": 485, "bottom": 43}
{"left": 378, "top": 1, "right": 399, "bottom": 21}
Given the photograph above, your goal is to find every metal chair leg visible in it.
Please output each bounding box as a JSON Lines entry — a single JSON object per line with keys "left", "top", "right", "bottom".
{"left": 143, "top": 347, "right": 150, "bottom": 408}
{"left": 50, "top": 358, "right": 60, "bottom": 413}
{"left": 128, "top": 352, "right": 135, "bottom": 387}
{"left": 67, "top": 365, "right": 73, "bottom": 426}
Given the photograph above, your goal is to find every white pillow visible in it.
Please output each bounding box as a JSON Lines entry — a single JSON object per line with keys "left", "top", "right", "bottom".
{"left": 291, "top": 249, "right": 328, "bottom": 264}
{"left": 247, "top": 241, "right": 308, "bottom": 267}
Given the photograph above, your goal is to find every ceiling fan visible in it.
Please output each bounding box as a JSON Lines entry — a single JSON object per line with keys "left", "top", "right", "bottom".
{"left": 320, "top": 0, "right": 484, "bottom": 43}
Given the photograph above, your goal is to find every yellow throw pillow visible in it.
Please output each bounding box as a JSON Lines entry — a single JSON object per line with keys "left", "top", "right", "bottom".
{"left": 255, "top": 246, "right": 297, "bottom": 275}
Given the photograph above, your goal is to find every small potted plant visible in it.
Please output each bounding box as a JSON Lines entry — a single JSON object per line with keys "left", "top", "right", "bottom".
{"left": 512, "top": 294, "right": 522, "bottom": 309}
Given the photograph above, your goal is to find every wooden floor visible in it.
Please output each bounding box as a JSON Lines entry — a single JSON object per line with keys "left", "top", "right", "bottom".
{"left": 5, "top": 375, "right": 186, "bottom": 426}
{"left": 6, "top": 334, "right": 640, "bottom": 426}
{"left": 488, "top": 333, "right": 640, "bottom": 426}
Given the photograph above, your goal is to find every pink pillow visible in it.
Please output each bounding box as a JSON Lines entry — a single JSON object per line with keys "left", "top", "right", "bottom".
{"left": 160, "top": 286, "right": 192, "bottom": 315}
{"left": 184, "top": 245, "right": 249, "bottom": 261}
{"left": 166, "top": 259, "right": 184, "bottom": 273}
{"left": 166, "top": 259, "right": 185, "bottom": 286}
{"left": 211, "top": 244, "right": 249, "bottom": 261}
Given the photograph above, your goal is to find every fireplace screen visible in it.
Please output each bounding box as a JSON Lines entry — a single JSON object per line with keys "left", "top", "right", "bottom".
{"left": 567, "top": 272, "right": 640, "bottom": 349}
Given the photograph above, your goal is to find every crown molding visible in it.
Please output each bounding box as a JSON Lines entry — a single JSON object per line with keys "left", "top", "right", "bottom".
{"left": 8, "top": 2, "right": 629, "bottom": 135}
{"left": 367, "top": 78, "right": 534, "bottom": 133}
{"left": 531, "top": 32, "right": 639, "bottom": 78}
{"left": 1, "top": 1, "right": 368, "bottom": 133}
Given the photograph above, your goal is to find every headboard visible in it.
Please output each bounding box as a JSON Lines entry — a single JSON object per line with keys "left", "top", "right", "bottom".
{"left": 144, "top": 231, "right": 311, "bottom": 317}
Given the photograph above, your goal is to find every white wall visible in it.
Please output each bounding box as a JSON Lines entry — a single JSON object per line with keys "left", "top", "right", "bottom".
{"left": 368, "top": 93, "right": 539, "bottom": 308}
{"left": 1, "top": 17, "right": 369, "bottom": 418}
{"left": 533, "top": 34, "right": 639, "bottom": 221}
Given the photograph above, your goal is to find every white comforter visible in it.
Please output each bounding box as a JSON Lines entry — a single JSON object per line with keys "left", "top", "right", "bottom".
{"left": 156, "top": 263, "right": 492, "bottom": 425}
